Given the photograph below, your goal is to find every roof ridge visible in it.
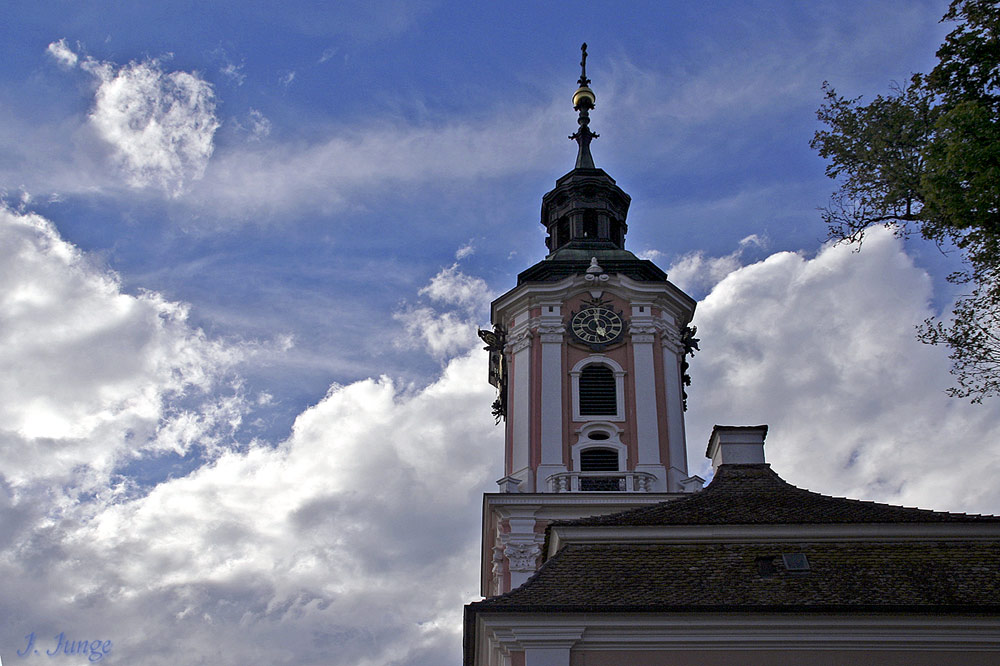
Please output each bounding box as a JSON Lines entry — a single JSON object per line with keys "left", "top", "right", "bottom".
{"left": 549, "top": 463, "right": 1000, "bottom": 529}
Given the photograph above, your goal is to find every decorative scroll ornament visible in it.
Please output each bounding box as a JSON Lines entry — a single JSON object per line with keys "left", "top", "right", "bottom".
{"left": 477, "top": 325, "right": 507, "bottom": 423}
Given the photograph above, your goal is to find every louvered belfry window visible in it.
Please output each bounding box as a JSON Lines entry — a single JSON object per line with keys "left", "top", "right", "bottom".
{"left": 579, "top": 447, "right": 620, "bottom": 491}
{"left": 579, "top": 447, "right": 619, "bottom": 471}
{"left": 579, "top": 364, "right": 616, "bottom": 415}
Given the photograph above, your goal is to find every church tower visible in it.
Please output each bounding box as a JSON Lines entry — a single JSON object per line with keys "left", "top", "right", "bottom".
{"left": 479, "top": 45, "right": 703, "bottom": 597}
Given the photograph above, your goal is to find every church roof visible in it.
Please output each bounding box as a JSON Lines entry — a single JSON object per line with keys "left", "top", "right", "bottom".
{"left": 468, "top": 464, "right": 1000, "bottom": 616}
{"left": 469, "top": 540, "right": 1000, "bottom": 612}
{"left": 516, "top": 252, "right": 669, "bottom": 283}
{"left": 556, "top": 464, "right": 1000, "bottom": 527}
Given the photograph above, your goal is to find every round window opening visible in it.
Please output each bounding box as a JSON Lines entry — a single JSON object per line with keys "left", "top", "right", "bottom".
{"left": 587, "top": 430, "right": 610, "bottom": 441}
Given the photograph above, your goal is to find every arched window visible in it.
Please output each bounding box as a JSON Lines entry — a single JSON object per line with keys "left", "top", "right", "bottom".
{"left": 571, "top": 356, "right": 625, "bottom": 422}
{"left": 579, "top": 365, "right": 616, "bottom": 416}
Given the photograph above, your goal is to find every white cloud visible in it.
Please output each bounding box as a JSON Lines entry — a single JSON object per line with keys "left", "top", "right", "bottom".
{"left": 319, "top": 47, "right": 338, "bottom": 64}
{"left": 220, "top": 61, "right": 246, "bottom": 86}
{"left": 419, "top": 262, "right": 492, "bottom": 310}
{"left": 180, "top": 97, "right": 565, "bottom": 220}
{"left": 0, "top": 322, "right": 499, "bottom": 666}
{"left": 280, "top": 70, "right": 296, "bottom": 87}
{"left": 395, "top": 263, "right": 495, "bottom": 359}
{"left": 0, "top": 206, "right": 246, "bottom": 488}
{"left": 0, "top": 204, "right": 502, "bottom": 665}
{"left": 664, "top": 234, "right": 766, "bottom": 294}
{"left": 44, "top": 41, "right": 220, "bottom": 195}
{"left": 234, "top": 108, "right": 272, "bottom": 141}
{"left": 82, "top": 56, "right": 219, "bottom": 194}
{"left": 395, "top": 306, "right": 482, "bottom": 359}
{"left": 46, "top": 38, "right": 78, "bottom": 68}
{"left": 455, "top": 242, "right": 475, "bottom": 260}
{"left": 685, "top": 227, "right": 1000, "bottom": 515}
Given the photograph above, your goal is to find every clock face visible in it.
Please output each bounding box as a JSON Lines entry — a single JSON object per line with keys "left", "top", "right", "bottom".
{"left": 570, "top": 306, "right": 624, "bottom": 348}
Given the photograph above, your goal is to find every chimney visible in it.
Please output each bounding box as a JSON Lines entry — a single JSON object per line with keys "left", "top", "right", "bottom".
{"left": 706, "top": 425, "right": 768, "bottom": 471}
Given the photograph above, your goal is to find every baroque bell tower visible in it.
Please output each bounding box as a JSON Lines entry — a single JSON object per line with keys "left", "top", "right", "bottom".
{"left": 479, "top": 45, "right": 703, "bottom": 596}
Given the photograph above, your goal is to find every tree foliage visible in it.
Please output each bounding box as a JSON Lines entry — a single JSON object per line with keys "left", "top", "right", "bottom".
{"left": 811, "top": 0, "right": 1000, "bottom": 401}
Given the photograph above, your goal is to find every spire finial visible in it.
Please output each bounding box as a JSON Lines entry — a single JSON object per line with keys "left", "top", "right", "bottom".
{"left": 578, "top": 42, "right": 590, "bottom": 87}
{"left": 570, "top": 42, "right": 598, "bottom": 169}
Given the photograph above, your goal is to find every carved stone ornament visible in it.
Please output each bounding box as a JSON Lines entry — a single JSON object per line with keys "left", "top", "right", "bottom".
{"left": 537, "top": 322, "right": 565, "bottom": 343}
{"left": 508, "top": 329, "right": 532, "bottom": 354}
{"left": 504, "top": 542, "right": 541, "bottom": 572}
{"left": 491, "top": 545, "right": 505, "bottom": 588}
{"left": 584, "top": 256, "right": 610, "bottom": 298}
{"left": 660, "top": 323, "right": 684, "bottom": 353}
{"left": 629, "top": 322, "right": 658, "bottom": 336}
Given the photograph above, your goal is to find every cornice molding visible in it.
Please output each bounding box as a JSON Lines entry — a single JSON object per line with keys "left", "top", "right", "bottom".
{"left": 477, "top": 613, "right": 1000, "bottom": 654}
{"left": 547, "top": 523, "right": 1000, "bottom": 557}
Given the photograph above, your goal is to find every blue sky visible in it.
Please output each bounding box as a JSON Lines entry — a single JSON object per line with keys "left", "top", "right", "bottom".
{"left": 2, "top": 2, "right": 998, "bottom": 665}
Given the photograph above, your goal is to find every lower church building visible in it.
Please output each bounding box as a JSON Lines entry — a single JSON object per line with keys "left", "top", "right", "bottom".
{"left": 465, "top": 426, "right": 1000, "bottom": 665}
{"left": 463, "top": 47, "right": 1000, "bottom": 666}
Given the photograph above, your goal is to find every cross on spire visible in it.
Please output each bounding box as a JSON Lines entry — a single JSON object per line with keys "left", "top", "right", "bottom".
{"left": 570, "top": 43, "right": 598, "bottom": 169}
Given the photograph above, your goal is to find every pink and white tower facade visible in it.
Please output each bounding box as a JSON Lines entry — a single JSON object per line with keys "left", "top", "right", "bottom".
{"left": 479, "top": 45, "right": 704, "bottom": 597}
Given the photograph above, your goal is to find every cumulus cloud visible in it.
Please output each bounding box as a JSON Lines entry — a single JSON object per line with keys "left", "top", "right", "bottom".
{"left": 0, "top": 206, "right": 245, "bottom": 488}
{"left": 1, "top": 358, "right": 499, "bottom": 665}
{"left": 419, "top": 262, "right": 492, "bottom": 309}
{"left": 76, "top": 354, "right": 495, "bottom": 665}
{"left": 45, "top": 39, "right": 219, "bottom": 195}
{"left": 46, "top": 38, "right": 78, "bottom": 68}
{"left": 661, "top": 234, "right": 766, "bottom": 295}
{"left": 85, "top": 60, "right": 219, "bottom": 194}
{"left": 0, "top": 207, "right": 501, "bottom": 665}
{"left": 685, "top": 227, "right": 1000, "bottom": 515}
{"left": 396, "top": 262, "right": 495, "bottom": 359}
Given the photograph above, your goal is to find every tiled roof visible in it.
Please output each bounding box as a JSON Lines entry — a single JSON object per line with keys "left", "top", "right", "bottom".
{"left": 471, "top": 540, "right": 1000, "bottom": 611}
{"left": 558, "top": 464, "right": 1000, "bottom": 527}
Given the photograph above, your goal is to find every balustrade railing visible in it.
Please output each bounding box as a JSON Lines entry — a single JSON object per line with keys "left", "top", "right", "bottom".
{"left": 546, "top": 470, "right": 656, "bottom": 492}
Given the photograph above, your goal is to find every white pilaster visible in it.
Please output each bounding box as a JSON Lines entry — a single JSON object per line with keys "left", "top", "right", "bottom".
{"left": 500, "top": 506, "right": 543, "bottom": 591}
{"left": 630, "top": 308, "right": 665, "bottom": 490}
{"left": 660, "top": 320, "right": 689, "bottom": 490}
{"left": 537, "top": 306, "right": 566, "bottom": 485}
{"left": 509, "top": 326, "right": 533, "bottom": 490}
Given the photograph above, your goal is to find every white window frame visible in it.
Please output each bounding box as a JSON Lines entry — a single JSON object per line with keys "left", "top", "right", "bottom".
{"left": 570, "top": 355, "right": 625, "bottom": 422}
{"left": 571, "top": 422, "right": 627, "bottom": 471}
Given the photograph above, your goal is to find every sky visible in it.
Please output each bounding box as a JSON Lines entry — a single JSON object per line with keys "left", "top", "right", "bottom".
{"left": 2, "top": 1, "right": 999, "bottom": 664}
